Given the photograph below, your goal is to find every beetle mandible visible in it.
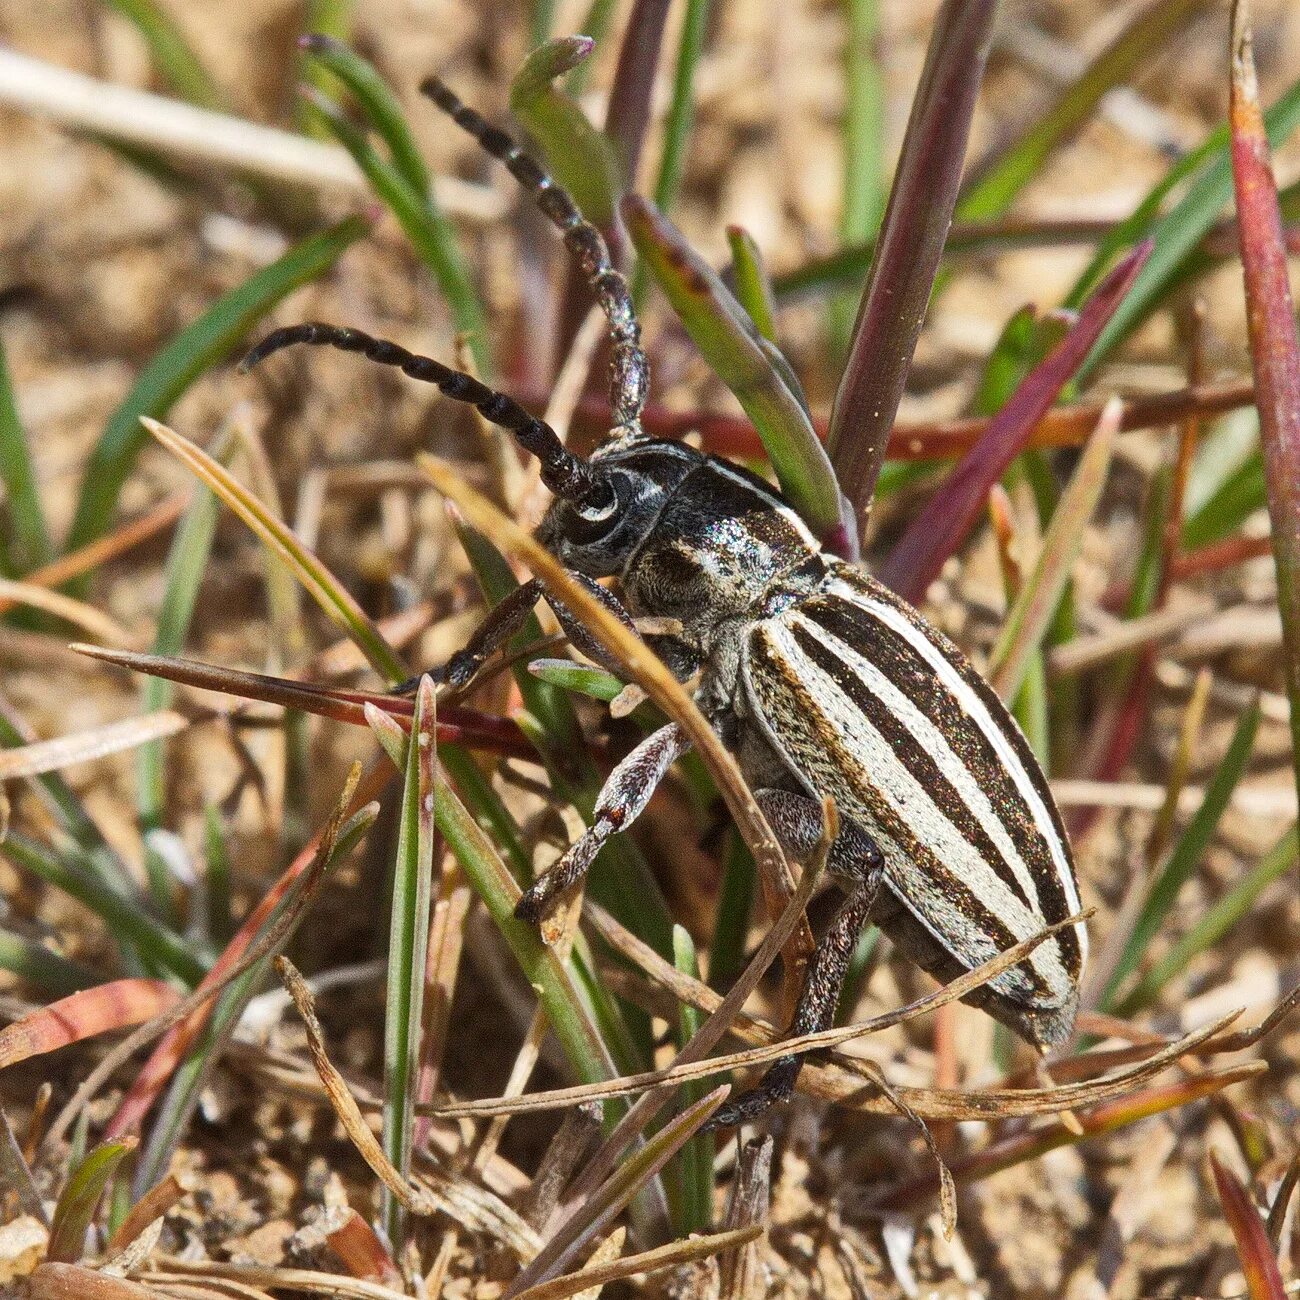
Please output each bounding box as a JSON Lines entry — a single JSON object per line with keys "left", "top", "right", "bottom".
{"left": 243, "top": 79, "right": 1088, "bottom": 1128}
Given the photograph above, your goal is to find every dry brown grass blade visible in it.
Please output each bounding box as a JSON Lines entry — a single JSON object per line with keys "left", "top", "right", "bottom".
{"left": 720, "top": 1136, "right": 774, "bottom": 1300}
{"left": 322, "top": 1208, "right": 401, "bottom": 1286}
{"left": 430, "top": 910, "right": 1087, "bottom": 1118}
{"left": 0, "top": 578, "right": 135, "bottom": 646}
{"left": 276, "top": 954, "right": 437, "bottom": 1217}
{"left": 0, "top": 712, "right": 188, "bottom": 780}
{"left": 146, "top": 1260, "right": 412, "bottom": 1300}
{"left": 0, "top": 493, "right": 189, "bottom": 618}
{"left": 25, "top": 1264, "right": 156, "bottom": 1300}
{"left": 105, "top": 1174, "right": 186, "bottom": 1255}
{"left": 511, "top": 1225, "right": 764, "bottom": 1300}
{"left": 416, "top": 453, "right": 813, "bottom": 992}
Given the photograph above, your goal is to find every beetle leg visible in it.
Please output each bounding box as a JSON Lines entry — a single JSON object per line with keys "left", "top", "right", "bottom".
{"left": 396, "top": 571, "right": 643, "bottom": 696}
{"left": 394, "top": 577, "right": 546, "bottom": 695}
{"left": 516, "top": 722, "right": 692, "bottom": 924}
{"left": 540, "top": 571, "right": 641, "bottom": 676}
{"left": 706, "top": 789, "right": 884, "bottom": 1129}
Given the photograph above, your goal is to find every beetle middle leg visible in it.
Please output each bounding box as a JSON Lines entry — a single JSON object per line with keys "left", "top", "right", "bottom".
{"left": 707, "top": 789, "right": 885, "bottom": 1129}
{"left": 515, "top": 722, "right": 692, "bottom": 923}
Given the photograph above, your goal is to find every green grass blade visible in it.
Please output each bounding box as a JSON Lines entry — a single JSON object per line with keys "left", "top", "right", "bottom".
{"left": 1105, "top": 699, "right": 1262, "bottom": 1012}
{"left": 65, "top": 217, "right": 365, "bottom": 561}
{"left": 3, "top": 835, "right": 208, "bottom": 986}
{"left": 511, "top": 37, "right": 621, "bottom": 227}
{"left": 670, "top": 925, "right": 713, "bottom": 1236}
{"left": 725, "top": 227, "right": 778, "bottom": 344}
{"left": 1077, "top": 76, "right": 1300, "bottom": 380}
{"left": 103, "top": 0, "right": 223, "bottom": 109}
{"left": 957, "top": 0, "right": 1202, "bottom": 221}
{"left": 1122, "top": 824, "right": 1298, "bottom": 1014}
{"left": 626, "top": 195, "right": 850, "bottom": 553}
{"left": 0, "top": 335, "right": 54, "bottom": 575}
{"left": 296, "top": 0, "right": 355, "bottom": 137}
{"left": 301, "top": 36, "right": 428, "bottom": 194}
{"left": 374, "top": 679, "right": 437, "bottom": 1246}
{"left": 202, "top": 804, "right": 234, "bottom": 946}
{"left": 136, "top": 443, "right": 222, "bottom": 915}
{"left": 653, "top": 0, "right": 711, "bottom": 213}
{"left": 303, "top": 85, "right": 490, "bottom": 373}
{"left": 829, "top": 0, "right": 884, "bottom": 350}
{"left": 47, "top": 1138, "right": 136, "bottom": 1262}
{"left": 0, "top": 929, "right": 99, "bottom": 997}
{"left": 708, "top": 830, "right": 756, "bottom": 995}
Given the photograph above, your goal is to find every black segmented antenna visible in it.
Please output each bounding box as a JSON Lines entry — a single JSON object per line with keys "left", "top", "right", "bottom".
{"left": 420, "top": 76, "right": 648, "bottom": 436}
{"left": 239, "top": 323, "right": 603, "bottom": 503}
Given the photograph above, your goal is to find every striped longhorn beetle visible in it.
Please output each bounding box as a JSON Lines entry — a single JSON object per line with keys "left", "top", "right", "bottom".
{"left": 244, "top": 78, "right": 1088, "bottom": 1128}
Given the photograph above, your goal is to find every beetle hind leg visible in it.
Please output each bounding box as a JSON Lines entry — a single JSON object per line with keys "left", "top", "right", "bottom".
{"left": 706, "top": 789, "right": 884, "bottom": 1130}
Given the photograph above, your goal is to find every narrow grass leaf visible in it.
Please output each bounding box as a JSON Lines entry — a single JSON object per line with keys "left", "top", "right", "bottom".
{"left": 2, "top": 836, "right": 207, "bottom": 986}
{"left": 1125, "top": 825, "right": 1298, "bottom": 1013}
{"left": 0, "top": 712, "right": 187, "bottom": 781}
{"left": 988, "top": 398, "right": 1120, "bottom": 702}
{"left": 0, "top": 931, "right": 99, "bottom": 998}
{"left": 296, "top": 0, "right": 355, "bottom": 137}
{"left": 0, "top": 979, "right": 179, "bottom": 1070}
{"left": 70, "top": 643, "right": 532, "bottom": 757}
{"left": 603, "top": 0, "right": 671, "bottom": 187}
{"left": 652, "top": 0, "right": 711, "bottom": 213}
{"left": 1108, "top": 699, "right": 1262, "bottom": 1013}
{"left": 1078, "top": 75, "right": 1300, "bottom": 380}
{"left": 1210, "top": 1151, "right": 1287, "bottom": 1300}
{"left": 510, "top": 38, "right": 620, "bottom": 228}
{"left": 725, "top": 226, "right": 778, "bottom": 343}
{"left": 670, "top": 925, "right": 713, "bottom": 1236}
{"left": 827, "top": 0, "right": 996, "bottom": 526}
{"left": 303, "top": 89, "right": 490, "bottom": 373}
{"left": 508, "top": 1086, "right": 727, "bottom": 1292}
{"left": 1229, "top": 0, "right": 1300, "bottom": 815}
{"left": 376, "top": 678, "right": 437, "bottom": 1245}
{"left": 625, "top": 195, "right": 850, "bottom": 552}
{"left": 528, "top": 658, "right": 625, "bottom": 703}
{"left": 136, "top": 447, "right": 221, "bottom": 914}
{"left": 302, "top": 35, "right": 429, "bottom": 194}
{"left": 47, "top": 1138, "right": 137, "bottom": 1262}
{"left": 142, "top": 417, "right": 407, "bottom": 682}
{"left": 103, "top": 0, "right": 223, "bottom": 109}
{"left": 66, "top": 218, "right": 365, "bottom": 558}
{"left": 880, "top": 245, "right": 1149, "bottom": 604}
{"left": 958, "top": 0, "right": 1203, "bottom": 221}
{"left": 0, "top": 335, "right": 54, "bottom": 574}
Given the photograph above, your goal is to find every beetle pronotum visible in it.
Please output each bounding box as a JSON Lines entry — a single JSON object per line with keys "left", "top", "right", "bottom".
{"left": 243, "top": 79, "right": 1087, "bottom": 1127}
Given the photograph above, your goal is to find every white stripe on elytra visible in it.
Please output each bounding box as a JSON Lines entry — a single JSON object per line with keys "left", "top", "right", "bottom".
{"left": 765, "top": 620, "right": 1066, "bottom": 983}
{"left": 795, "top": 613, "right": 1043, "bottom": 910}
{"left": 831, "top": 578, "right": 1087, "bottom": 968}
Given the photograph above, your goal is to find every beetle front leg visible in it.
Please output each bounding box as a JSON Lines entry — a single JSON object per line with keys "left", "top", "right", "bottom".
{"left": 515, "top": 722, "right": 692, "bottom": 924}
{"left": 706, "top": 788, "right": 885, "bottom": 1129}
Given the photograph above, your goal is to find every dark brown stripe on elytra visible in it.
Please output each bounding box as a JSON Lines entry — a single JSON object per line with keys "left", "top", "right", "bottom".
{"left": 815, "top": 569, "right": 1081, "bottom": 973}
{"left": 788, "top": 616, "right": 1037, "bottom": 912}
{"left": 745, "top": 628, "right": 1055, "bottom": 1005}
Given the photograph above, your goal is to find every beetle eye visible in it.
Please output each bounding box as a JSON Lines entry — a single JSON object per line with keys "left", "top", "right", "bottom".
{"left": 575, "top": 477, "right": 618, "bottom": 524}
